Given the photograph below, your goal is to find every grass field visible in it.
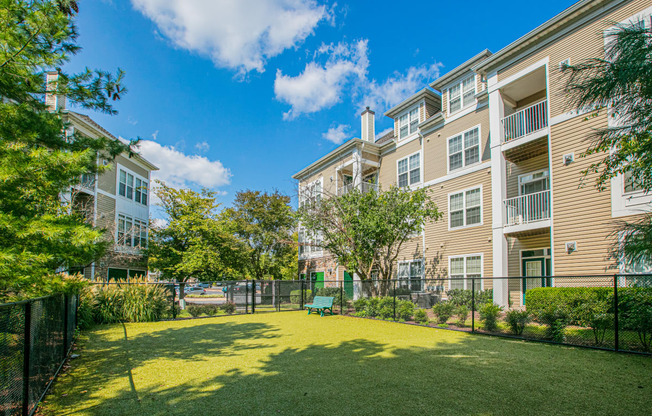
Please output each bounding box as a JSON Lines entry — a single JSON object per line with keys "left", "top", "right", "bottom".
{"left": 42, "top": 312, "right": 651, "bottom": 416}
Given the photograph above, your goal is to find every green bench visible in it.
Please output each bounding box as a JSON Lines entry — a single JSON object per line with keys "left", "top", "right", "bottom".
{"left": 305, "top": 296, "right": 334, "bottom": 317}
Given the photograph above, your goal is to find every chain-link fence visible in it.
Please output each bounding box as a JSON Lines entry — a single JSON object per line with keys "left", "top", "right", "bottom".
{"left": 0, "top": 294, "right": 78, "bottom": 416}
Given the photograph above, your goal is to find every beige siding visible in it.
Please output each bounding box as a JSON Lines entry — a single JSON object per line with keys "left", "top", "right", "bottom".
{"left": 425, "top": 101, "right": 439, "bottom": 119}
{"left": 506, "top": 152, "right": 549, "bottom": 199}
{"left": 97, "top": 162, "right": 116, "bottom": 195}
{"left": 507, "top": 232, "right": 551, "bottom": 305}
{"left": 96, "top": 193, "right": 116, "bottom": 231}
{"left": 378, "top": 139, "right": 421, "bottom": 188}
{"left": 496, "top": 0, "right": 650, "bottom": 118}
{"left": 422, "top": 106, "right": 490, "bottom": 183}
{"left": 115, "top": 154, "right": 149, "bottom": 179}
{"left": 442, "top": 89, "right": 448, "bottom": 117}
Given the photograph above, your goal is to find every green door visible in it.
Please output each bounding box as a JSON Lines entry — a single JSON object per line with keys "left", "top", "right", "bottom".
{"left": 522, "top": 258, "right": 551, "bottom": 304}
{"left": 310, "top": 272, "right": 324, "bottom": 291}
{"left": 344, "top": 271, "right": 354, "bottom": 298}
{"left": 108, "top": 268, "right": 128, "bottom": 282}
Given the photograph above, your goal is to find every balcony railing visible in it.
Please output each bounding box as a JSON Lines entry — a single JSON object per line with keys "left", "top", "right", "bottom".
{"left": 76, "top": 174, "right": 96, "bottom": 192}
{"left": 501, "top": 100, "right": 548, "bottom": 143}
{"left": 504, "top": 190, "right": 550, "bottom": 227}
{"left": 338, "top": 181, "right": 379, "bottom": 196}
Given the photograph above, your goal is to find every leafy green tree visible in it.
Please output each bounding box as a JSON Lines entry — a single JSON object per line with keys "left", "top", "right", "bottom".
{"left": 223, "top": 190, "right": 297, "bottom": 280}
{"left": 299, "top": 186, "right": 441, "bottom": 296}
{"left": 564, "top": 20, "right": 652, "bottom": 268}
{"left": 147, "top": 182, "right": 242, "bottom": 299}
{"left": 0, "top": 0, "right": 131, "bottom": 297}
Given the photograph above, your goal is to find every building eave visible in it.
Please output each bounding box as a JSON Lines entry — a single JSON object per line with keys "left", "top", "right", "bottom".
{"left": 384, "top": 88, "right": 441, "bottom": 118}
{"left": 292, "top": 138, "right": 381, "bottom": 180}
{"left": 430, "top": 49, "right": 492, "bottom": 91}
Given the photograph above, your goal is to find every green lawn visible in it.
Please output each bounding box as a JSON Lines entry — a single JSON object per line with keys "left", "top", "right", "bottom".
{"left": 42, "top": 312, "right": 650, "bottom": 416}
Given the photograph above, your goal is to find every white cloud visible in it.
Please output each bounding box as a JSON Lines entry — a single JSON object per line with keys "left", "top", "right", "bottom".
{"left": 132, "top": 0, "right": 330, "bottom": 74}
{"left": 195, "top": 141, "right": 210, "bottom": 153}
{"left": 151, "top": 130, "right": 159, "bottom": 141}
{"left": 137, "top": 140, "right": 231, "bottom": 190}
{"left": 274, "top": 40, "right": 368, "bottom": 119}
{"left": 362, "top": 62, "right": 442, "bottom": 113}
{"left": 375, "top": 127, "right": 393, "bottom": 140}
{"left": 322, "top": 124, "right": 351, "bottom": 144}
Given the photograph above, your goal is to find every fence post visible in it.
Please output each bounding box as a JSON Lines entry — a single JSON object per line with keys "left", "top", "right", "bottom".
{"left": 393, "top": 279, "right": 396, "bottom": 321}
{"left": 276, "top": 281, "right": 280, "bottom": 312}
{"left": 63, "top": 294, "right": 69, "bottom": 359}
{"left": 171, "top": 284, "right": 177, "bottom": 319}
{"left": 22, "top": 301, "right": 32, "bottom": 416}
{"left": 340, "top": 280, "right": 344, "bottom": 315}
{"left": 251, "top": 280, "right": 256, "bottom": 314}
{"left": 300, "top": 279, "right": 305, "bottom": 310}
{"left": 245, "top": 280, "right": 249, "bottom": 314}
{"left": 471, "top": 278, "right": 475, "bottom": 333}
{"left": 613, "top": 274, "right": 619, "bottom": 352}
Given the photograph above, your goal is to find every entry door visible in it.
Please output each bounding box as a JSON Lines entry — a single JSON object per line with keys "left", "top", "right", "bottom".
{"left": 522, "top": 258, "right": 551, "bottom": 303}
{"left": 343, "top": 272, "right": 354, "bottom": 298}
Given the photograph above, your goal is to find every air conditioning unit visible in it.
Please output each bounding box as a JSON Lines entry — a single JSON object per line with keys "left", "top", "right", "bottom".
{"left": 565, "top": 241, "right": 577, "bottom": 254}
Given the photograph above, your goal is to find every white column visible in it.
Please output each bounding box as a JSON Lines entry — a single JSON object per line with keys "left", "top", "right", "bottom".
{"left": 352, "top": 148, "right": 362, "bottom": 189}
{"left": 488, "top": 73, "right": 509, "bottom": 307}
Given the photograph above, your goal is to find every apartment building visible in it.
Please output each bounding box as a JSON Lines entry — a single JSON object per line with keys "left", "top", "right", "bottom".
{"left": 292, "top": 0, "right": 652, "bottom": 306}
{"left": 47, "top": 73, "right": 159, "bottom": 281}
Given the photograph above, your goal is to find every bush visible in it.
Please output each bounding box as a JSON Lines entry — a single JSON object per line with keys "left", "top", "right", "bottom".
{"left": 456, "top": 305, "right": 469, "bottom": 327}
{"left": 432, "top": 302, "right": 454, "bottom": 324}
{"left": 365, "top": 297, "right": 381, "bottom": 317}
{"left": 618, "top": 289, "right": 652, "bottom": 351}
{"left": 414, "top": 308, "right": 429, "bottom": 325}
{"left": 576, "top": 300, "right": 612, "bottom": 345}
{"left": 204, "top": 304, "right": 219, "bottom": 316}
{"left": 505, "top": 309, "right": 531, "bottom": 335}
{"left": 397, "top": 300, "right": 415, "bottom": 321}
{"left": 290, "top": 289, "right": 311, "bottom": 304}
{"left": 479, "top": 303, "right": 503, "bottom": 332}
{"left": 221, "top": 301, "right": 236, "bottom": 315}
{"left": 525, "top": 287, "right": 611, "bottom": 325}
{"left": 353, "top": 298, "right": 367, "bottom": 312}
{"left": 314, "top": 287, "right": 347, "bottom": 307}
{"left": 92, "top": 285, "right": 124, "bottom": 324}
{"left": 446, "top": 289, "right": 494, "bottom": 308}
{"left": 121, "top": 283, "right": 169, "bottom": 322}
{"left": 186, "top": 304, "right": 204, "bottom": 317}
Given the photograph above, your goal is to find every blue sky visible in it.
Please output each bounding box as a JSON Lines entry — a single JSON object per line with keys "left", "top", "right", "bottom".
{"left": 66, "top": 0, "right": 576, "bottom": 214}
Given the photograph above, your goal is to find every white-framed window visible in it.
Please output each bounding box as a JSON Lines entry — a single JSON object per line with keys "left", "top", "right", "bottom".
{"left": 449, "top": 254, "right": 482, "bottom": 290}
{"left": 623, "top": 170, "right": 644, "bottom": 194}
{"left": 299, "top": 179, "right": 322, "bottom": 209}
{"left": 397, "top": 152, "right": 421, "bottom": 188}
{"left": 117, "top": 214, "right": 148, "bottom": 248}
{"left": 119, "top": 168, "right": 148, "bottom": 206}
{"left": 448, "top": 75, "right": 476, "bottom": 114}
{"left": 519, "top": 170, "right": 549, "bottom": 195}
{"left": 449, "top": 186, "right": 482, "bottom": 229}
{"left": 398, "top": 260, "right": 423, "bottom": 292}
{"left": 448, "top": 126, "right": 480, "bottom": 172}
{"left": 398, "top": 105, "right": 420, "bottom": 140}
{"left": 298, "top": 226, "right": 322, "bottom": 258}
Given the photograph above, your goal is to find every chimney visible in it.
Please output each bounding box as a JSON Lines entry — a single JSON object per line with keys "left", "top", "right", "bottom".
{"left": 45, "top": 71, "right": 65, "bottom": 111}
{"left": 361, "top": 106, "right": 375, "bottom": 142}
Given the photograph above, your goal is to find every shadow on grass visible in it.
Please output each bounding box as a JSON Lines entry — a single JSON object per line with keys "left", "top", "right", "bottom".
{"left": 43, "top": 314, "right": 652, "bottom": 416}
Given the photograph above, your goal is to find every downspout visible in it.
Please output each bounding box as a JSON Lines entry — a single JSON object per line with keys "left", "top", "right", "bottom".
{"left": 418, "top": 131, "right": 427, "bottom": 277}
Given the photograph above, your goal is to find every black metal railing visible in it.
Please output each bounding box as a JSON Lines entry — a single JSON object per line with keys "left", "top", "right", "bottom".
{"left": 0, "top": 294, "right": 78, "bottom": 416}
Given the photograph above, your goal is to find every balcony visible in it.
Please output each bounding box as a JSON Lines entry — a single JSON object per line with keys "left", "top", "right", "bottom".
{"left": 337, "top": 181, "right": 378, "bottom": 196}
{"left": 74, "top": 173, "right": 96, "bottom": 193}
{"left": 501, "top": 100, "right": 548, "bottom": 143}
{"left": 504, "top": 190, "right": 550, "bottom": 228}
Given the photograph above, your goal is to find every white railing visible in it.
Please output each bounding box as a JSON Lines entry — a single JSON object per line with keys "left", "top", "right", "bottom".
{"left": 338, "top": 181, "right": 379, "bottom": 196}
{"left": 501, "top": 100, "right": 548, "bottom": 143}
{"left": 504, "top": 190, "right": 550, "bottom": 226}
{"left": 77, "top": 174, "right": 96, "bottom": 192}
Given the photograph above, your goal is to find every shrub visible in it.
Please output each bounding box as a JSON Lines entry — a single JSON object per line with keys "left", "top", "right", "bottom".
{"left": 397, "top": 300, "right": 415, "bottom": 321}
{"left": 414, "top": 308, "right": 429, "bottom": 325}
{"left": 365, "top": 297, "right": 381, "bottom": 317}
{"left": 221, "top": 301, "right": 236, "bottom": 315}
{"left": 290, "top": 289, "right": 311, "bottom": 304}
{"left": 505, "top": 309, "right": 531, "bottom": 335}
{"left": 314, "top": 287, "right": 347, "bottom": 307}
{"left": 618, "top": 289, "right": 652, "bottom": 351}
{"left": 456, "top": 305, "right": 469, "bottom": 327}
{"left": 204, "top": 304, "right": 219, "bottom": 316}
{"left": 186, "top": 304, "right": 204, "bottom": 317}
{"left": 92, "top": 285, "right": 124, "bottom": 324}
{"left": 577, "top": 300, "right": 612, "bottom": 345}
{"left": 353, "top": 298, "right": 368, "bottom": 312}
{"left": 446, "top": 289, "right": 494, "bottom": 308}
{"left": 525, "top": 287, "right": 611, "bottom": 325}
{"left": 354, "top": 310, "right": 369, "bottom": 318}
{"left": 479, "top": 303, "right": 503, "bottom": 332}
{"left": 121, "top": 283, "right": 169, "bottom": 322}
{"left": 432, "top": 302, "right": 454, "bottom": 324}
{"left": 550, "top": 319, "right": 568, "bottom": 343}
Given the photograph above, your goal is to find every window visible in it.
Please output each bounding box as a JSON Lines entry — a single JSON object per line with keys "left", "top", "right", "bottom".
{"left": 119, "top": 170, "right": 134, "bottom": 199}
{"left": 398, "top": 106, "right": 420, "bottom": 140}
{"left": 624, "top": 170, "right": 643, "bottom": 193}
{"left": 117, "top": 214, "right": 147, "bottom": 248}
{"left": 449, "top": 187, "right": 481, "bottom": 229}
{"left": 135, "top": 178, "right": 148, "bottom": 205}
{"left": 299, "top": 180, "right": 322, "bottom": 209}
{"left": 398, "top": 260, "right": 423, "bottom": 291}
{"left": 449, "top": 255, "right": 482, "bottom": 290}
{"left": 397, "top": 152, "right": 420, "bottom": 188}
{"left": 448, "top": 75, "right": 476, "bottom": 114}
{"left": 448, "top": 127, "right": 480, "bottom": 171}
{"left": 519, "top": 170, "right": 549, "bottom": 195}
{"left": 298, "top": 226, "right": 322, "bottom": 257}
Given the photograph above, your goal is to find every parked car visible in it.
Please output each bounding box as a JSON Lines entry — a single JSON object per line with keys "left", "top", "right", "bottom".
{"left": 197, "top": 283, "right": 211, "bottom": 288}
{"left": 175, "top": 286, "right": 206, "bottom": 295}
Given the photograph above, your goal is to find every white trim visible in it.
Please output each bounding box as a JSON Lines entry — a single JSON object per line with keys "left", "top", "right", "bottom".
{"left": 543, "top": 61, "right": 555, "bottom": 276}
{"left": 397, "top": 102, "right": 422, "bottom": 141}
{"left": 448, "top": 184, "right": 483, "bottom": 231}
{"left": 503, "top": 219, "right": 552, "bottom": 236}
{"left": 443, "top": 100, "right": 488, "bottom": 125}
{"left": 447, "top": 74, "right": 477, "bottom": 116}
{"left": 421, "top": 161, "right": 491, "bottom": 189}
{"left": 116, "top": 163, "right": 149, "bottom": 206}
{"left": 446, "top": 124, "right": 482, "bottom": 174}
{"left": 397, "top": 259, "right": 425, "bottom": 291}
{"left": 517, "top": 169, "right": 549, "bottom": 196}
{"left": 488, "top": 57, "right": 548, "bottom": 93}
{"left": 448, "top": 253, "right": 484, "bottom": 290}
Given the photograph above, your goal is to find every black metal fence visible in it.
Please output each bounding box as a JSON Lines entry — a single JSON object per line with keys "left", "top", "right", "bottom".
{"left": 0, "top": 294, "right": 78, "bottom": 416}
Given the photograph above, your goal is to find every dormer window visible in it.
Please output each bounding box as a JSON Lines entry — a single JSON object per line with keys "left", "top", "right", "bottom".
{"left": 398, "top": 105, "right": 420, "bottom": 140}
{"left": 448, "top": 75, "right": 476, "bottom": 114}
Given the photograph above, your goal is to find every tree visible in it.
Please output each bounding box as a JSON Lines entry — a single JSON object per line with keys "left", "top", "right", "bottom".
{"left": 563, "top": 20, "right": 652, "bottom": 268}
{"left": 299, "top": 186, "right": 441, "bottom": 296}
{"left": 223, "top": 190, "right": 297, "bottom": 280}
{"left": 147, "top": 182, "right": 242, "bottom": 299}
{"left": 0, "top": 0, "right": 131, "bottom": 297}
